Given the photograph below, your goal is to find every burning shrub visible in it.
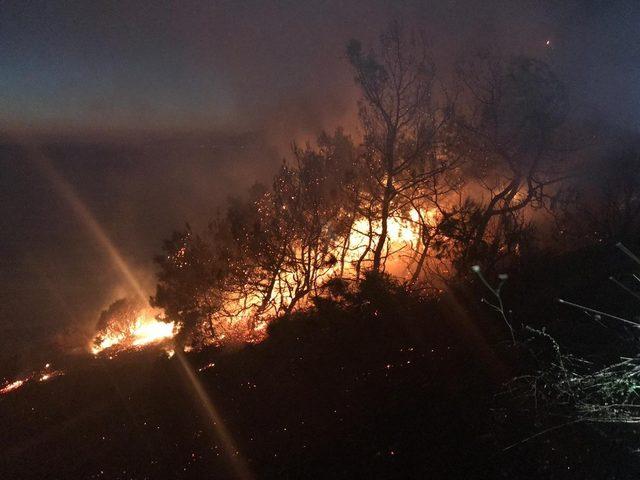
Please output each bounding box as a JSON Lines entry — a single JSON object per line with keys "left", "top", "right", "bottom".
{"left": 91, "top": 298, "right": 176, "bottom": 355}
{"left": 149, "top": 26, "right": 572, "bottom": 351}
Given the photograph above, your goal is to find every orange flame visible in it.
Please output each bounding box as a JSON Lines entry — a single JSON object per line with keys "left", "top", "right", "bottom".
{"left": 0, "top": 364, "right": 64, "bottom": 396}
{"left": 91, "top": 309, "right": 177, "bottom": 355}
{"left": 91, "top": 207, "right": 440, "bottom": 354}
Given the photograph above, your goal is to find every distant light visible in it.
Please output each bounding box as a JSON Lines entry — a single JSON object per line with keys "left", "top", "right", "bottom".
{"left": 546, "top": 40, "right": 551, "bottom": 46}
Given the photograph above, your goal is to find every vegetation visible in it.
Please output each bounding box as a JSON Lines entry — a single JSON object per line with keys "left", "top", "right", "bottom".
{"left": 151, "top": 25, "right": 586, "bottom": 350}
{"left": 136, "top": 29, "right": 640, "bottom": 479}
{"left": 18, "top": 23, "right": 636, "bottom": 479}
{"left": 118, "top": 24, "right": 640, "bottom": 476}
{"left": 7, "top": 260, "right": 640, "bottom": 478}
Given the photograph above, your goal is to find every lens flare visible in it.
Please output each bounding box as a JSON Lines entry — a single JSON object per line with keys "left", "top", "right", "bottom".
{"left": 32, "top": 154, "right": 148, "bottom": 304}
{"left": 176, "top": 351, "right": 253, "bottom": 480}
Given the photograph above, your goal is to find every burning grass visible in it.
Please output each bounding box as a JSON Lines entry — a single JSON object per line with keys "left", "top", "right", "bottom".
{"left": 0, "top": 364, "right": 64, "bottom": 396}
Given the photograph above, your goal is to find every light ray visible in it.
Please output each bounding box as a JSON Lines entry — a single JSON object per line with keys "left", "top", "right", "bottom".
{"left": 30, "top": 149, "right": 148, "bottom": 305}
{"left": 176, "top": 351, "right": 253, "bottom": 480}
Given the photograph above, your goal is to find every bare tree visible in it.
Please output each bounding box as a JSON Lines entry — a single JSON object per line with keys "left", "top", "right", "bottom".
{"left": 444, "top": 54, "right": 569, "bottom": 272}
{"left": 347, "top": 23, "right": 449, "bottom": 273}
{"left": 555, "top": 144, "right": 640, "bottom": 245}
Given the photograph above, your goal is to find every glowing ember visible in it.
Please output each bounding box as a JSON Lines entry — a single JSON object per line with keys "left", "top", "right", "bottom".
{"left": 198, "top": 362, "right": 216, "bottom": 372}
{"left": 0, "top": 364, "right": 64, "bottom": 396}
{"left": 0, "top": 380, "right": 25, "bottom": 395}
{"left": 39, "top": 370, "right": 64, "bottom": 382}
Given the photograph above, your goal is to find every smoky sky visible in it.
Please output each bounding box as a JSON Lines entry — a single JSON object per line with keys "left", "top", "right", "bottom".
{"left": 1, "top": 0, "right": 640, "bottom": 362}
{"left": 3, "top": 0, "right": 639, "bottom": 133}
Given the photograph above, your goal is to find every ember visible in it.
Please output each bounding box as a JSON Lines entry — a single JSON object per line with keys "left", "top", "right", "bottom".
{"left": 0, "top": 380, "right": 25, "bottom": 395}
{"left": 0, "top": 364, "right": 65, "bottom": 396}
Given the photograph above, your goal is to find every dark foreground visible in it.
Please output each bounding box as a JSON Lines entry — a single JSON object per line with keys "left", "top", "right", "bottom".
{"left": 3, "top": 251, "right": 640, "bottom": 479}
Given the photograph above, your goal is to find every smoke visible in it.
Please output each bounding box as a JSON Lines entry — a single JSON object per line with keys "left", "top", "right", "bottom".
{"left": 0, "top": 132, "right": 280, "bottom": 364}
{"left": 1, "top": 0, "right": 639, "bottom": 363}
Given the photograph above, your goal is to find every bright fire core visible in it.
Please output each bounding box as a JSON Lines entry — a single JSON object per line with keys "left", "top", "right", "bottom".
{"left": 91, "top": 208, "right": 439, "bottom": 355}
{"left": 91, "top": 310, "right": 177, "bottom": 355}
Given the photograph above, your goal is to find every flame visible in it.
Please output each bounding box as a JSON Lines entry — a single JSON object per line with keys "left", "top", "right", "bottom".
{"left": 91, "top": 309, "right": 177, "bottom": 355}
{"left": 90, "top": 207, "right": 439, "bottom": 354}
{"left": 0, "top": 364, "right": 64, "bottom": 396}
{"left": 130, "top": 315, "right": 175, "bottom": 346}
{"left": 196, "top": 207, "right": 438, "bottom": 345}
{"left": 0, "top": 380, "right": 25, "bottom": 395}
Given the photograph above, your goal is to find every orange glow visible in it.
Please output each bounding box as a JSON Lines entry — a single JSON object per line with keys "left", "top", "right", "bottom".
{"left": 39, "top": 370, "right": 64, "bottom": 382}
{"left": 90, "top": 207, "right": 440, "bottom": 353}
{"left": 197, "top": 207, "right": 438, "bottom": 345}
{"left": 91, "top": 309, "right": 177, "bottom": 355}
{"left": 0, "top": 364, "right": 64, "bottom": 396}
{"left": 0, "top": 379, "right": 25, "bottom": 395}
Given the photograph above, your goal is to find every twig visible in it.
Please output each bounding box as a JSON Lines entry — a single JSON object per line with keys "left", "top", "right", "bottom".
{"left": 557, "top": 298, "right": 640, "bottom": 328}
{"left": 502, "top": 418, "right": 584, "bottom": 452}
{"left": 472, "top": 265, "right": 516, "bottom": 344}
{"left": 617, "top": 242, "right": 640, "bottom": 266}
{"left": 609, "top": 276, "right": 640, "bottom": 302}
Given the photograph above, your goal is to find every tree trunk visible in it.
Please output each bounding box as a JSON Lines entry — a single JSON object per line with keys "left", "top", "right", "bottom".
{"left": 409, "top": 226, "right": 431, "bottom": 286}
{"left": 372, "top": 150, "right": 395, "bottom": 272}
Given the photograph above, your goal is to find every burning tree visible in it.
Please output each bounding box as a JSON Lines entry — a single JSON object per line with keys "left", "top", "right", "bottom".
{"left": 432, "top": 53, "right": 569, "bottom": 274}
{"left": 219, "top": 142, "right": 349, "bottom": 319}
{"left": 152, "top": 226, "right": 227, "bottom": 349}
{"left": 346, "top": 23, "right": 451, "bottom": 273}
{"left": 151, "top": 130, "right": 365, "bottom": 349}
{"left": 146, "top": 26, "right": 577, "bottom": 351}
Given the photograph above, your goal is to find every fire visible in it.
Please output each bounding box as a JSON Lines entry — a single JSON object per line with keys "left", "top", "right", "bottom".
{"left": 340, "top": 209, "right": 434, "bottom": 276}
{"left": 0, "top": 364, "right": 64, "bottom": 396}
{"left": 1, "top": 380, "right": 25, "bottom": 395}
{"left": 91, "top": 307, "right": 177, "bottom": 355}
{"left": 195, "top": 207, "right": 438, "bottom": 346}
{"left": 91, "top": 207, "right": 439, "bottom": 354}
{"left": 131, "top": 315, "right": 175, "bottom": 347}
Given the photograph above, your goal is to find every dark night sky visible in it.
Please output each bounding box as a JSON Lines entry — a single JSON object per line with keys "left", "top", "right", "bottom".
{"left": 1, "top": 0, "right": 639, "bottom": 361}
{"left": 2, "top": 0, "right": 638, "bottom": 133}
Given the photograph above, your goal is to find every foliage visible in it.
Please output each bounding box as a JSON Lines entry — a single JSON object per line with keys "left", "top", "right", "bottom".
{"left": 152, "top": 24, "right": 590, "bottom": 349}
{"left": 554, "top": 144, "right": 640, "bottom": 245}
{"left": 152, "top": 225, "right": 227, "bottom": 348}
{"left": 476, "top": 244, "right": 640, "bottom": 431}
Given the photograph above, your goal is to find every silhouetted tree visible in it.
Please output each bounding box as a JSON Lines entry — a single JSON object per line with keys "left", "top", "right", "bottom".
{"left": 438, "top": 54, "right": 569, "bottom": 273}
{"left": 347, "top": 23, "right": 450, "bottom": 273}
{"left": 152, "top": 225, "right": 227, "bottom": 349}
{"left": 152, "top": 31, "right": 582, "bottom": 349}
{"left": 555, "top": 144, "right": 640, "bottom": 245}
